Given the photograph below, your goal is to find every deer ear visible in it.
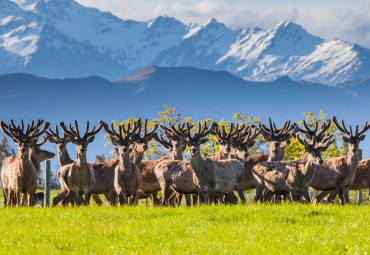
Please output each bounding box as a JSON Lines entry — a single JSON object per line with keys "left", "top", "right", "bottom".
{"left": 115, "top": 147, "right": 119, "bottom": 154}
{"left": 359, "top": 135, "right": 365, "bottom": 141}
{"left": 87, "top": 136, "right": 95, "bottom": 143}
{"left": 262, "top": 133, "right": 269, "bottom": 140}
{"left": 343, "top": 136, "right": 349, "bottom": 143}
{"left": 46, "top": 136, "right": 54, "bottom": 143}
{"left": 110, "top": 136, "right": 119, "bottom": 145}
{"left": 199, "top": 138, "right": 209, "bottom": 144}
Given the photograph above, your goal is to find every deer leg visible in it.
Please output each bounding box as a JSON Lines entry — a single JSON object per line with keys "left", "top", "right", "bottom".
{"left": 152, "top": 192, "right": 161, "bottom": 206}
{"left": 92, "top": 194, "right": 103, "bottom": 206}
{"left": 315, "top": 190, "right": 329, "bottom": 204}
{"left": 303, "top": 189, "right": 311, "bottom": 203}
{"left": 84, "top": 191, "right": 92, "bottom": 206}
{"left": 327, "top": 190, "right": 337, "bottom": 203}
{"left": 177, "top": 193, "right": 183, "bottom": 206}
{"left": 27, "top": 193, "right": 35, "bottom": 207}
{"left": 120, "top": 192, "right": 128, "bottom": 205}
{"left": 209, "top": 188, "right": 215, "bottom": 205}
{"left": 3, "top": 188, "right": 8, "bottom": 207}
{"left": 185, "top": 194, "right": 192, "bottom": 207}
{"left": 162, "top": 183, "right": 172, "bottom": 206}
{"left": 193, "top": 194, "right": 199, "bottom": 206}
{"left": 53, "top": 189, "right": 68, "bottom": 206}
{"left": 254, "top": 185, "right": 263, "bottom": 203}
{"left": 337, "top": 187, "right": 345, "bottom": 205}
{"left": 344, "top": 188, "right": 350, "bottom": 204}
{"left": 7, "top": 190, "right": 15, "bottom": 206}
{"left": 236, "top": 186, "right": 246, "bottom": 205}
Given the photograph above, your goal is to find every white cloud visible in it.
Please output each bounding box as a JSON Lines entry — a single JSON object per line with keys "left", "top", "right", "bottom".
{"left": 74, "top": 0, "right": 370, "bottom": 48}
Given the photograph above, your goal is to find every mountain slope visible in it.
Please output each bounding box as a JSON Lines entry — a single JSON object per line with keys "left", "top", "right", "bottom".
{"left": 0, "top": 0, "right": 369, "bottom": 85}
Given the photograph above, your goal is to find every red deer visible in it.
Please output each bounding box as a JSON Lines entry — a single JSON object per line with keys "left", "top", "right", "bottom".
{"left": 310, "top": 117, "right": 370, "bottom": 205}
{"left": 253, "top": 126, "right": 334, "bottom": 202}
{"left": 59, "top": 120, "right": 104, "bottom": 205}
{"left": 1, "top": 119, "right": 49, "bottom": 206}
{"left": 103, "top": 120, "right": 142, "bottom": 205}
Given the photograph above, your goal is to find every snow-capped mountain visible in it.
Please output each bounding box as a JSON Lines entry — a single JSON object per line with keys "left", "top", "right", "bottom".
{"left": 1, "top": 0, "right": 370, "bottom": 85}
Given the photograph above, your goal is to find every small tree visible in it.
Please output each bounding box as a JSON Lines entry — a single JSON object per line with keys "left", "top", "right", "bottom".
{"left": 95, "top": 154, "right": 106, "bottom": 162}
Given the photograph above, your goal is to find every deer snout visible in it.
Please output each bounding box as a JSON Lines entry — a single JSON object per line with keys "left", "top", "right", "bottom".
{"left": 143, "top": 144, "right": 148, "bottom": 150}
{"left": 319, "top": 158, "right": 324, "bottom": 165}
{"left": 352, "top": 148, "right": 357, "bottom": 153}
{"left": 226, "top": 147, "right": 231, "bottom": 153}
{"left": 191, "top": 148, "right": 198, "bottom": 154}
{"left": 80, "top": 148, "right": 86, "bottom": 153}
{"left": 20, "top": 148, "right": 27, "bottom": 153}
{"left": 123, "top": 147, "right": 128, "bottom": 153}
{"left": 244, "top": 152, "right": 249, "bottom": 158}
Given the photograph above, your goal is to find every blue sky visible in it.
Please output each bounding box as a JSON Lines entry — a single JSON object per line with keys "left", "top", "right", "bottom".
{"left": 75, "top": 0, "right": 370, "bottom": 48}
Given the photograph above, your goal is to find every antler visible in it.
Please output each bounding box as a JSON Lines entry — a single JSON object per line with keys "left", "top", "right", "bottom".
{"left": 212, "top": 123, "right": 240, "bottom": 140}
{"left": 262, "top": 118, "right": 294, "bottom": 141}
{"left": 0, "top": 119, "right": 49, "bottom": 142}
{"left": 152, "top": 133, "right": 172, "bottom": 149}
{"left": 35, "top": 136, "right": 47, "bottom": 147}
{"left": 237, "top": 124, "right": 262, "bottom": 145}
{"left": 332, "top": 116, "right": 370, "bottom": 138}
{"left": 170, "top": 121, "right": 215, "bottom": 141}
{"left": 103, "top": 119, "right": 141, "bottom": 142}
{"left": 45, "top": 125, "right": 70, "bottom": 143}
{"left": 60, "top": 120, "right": 104, "bottom": 141}
{"left": 296, "top": 119, "right": 331, "bottom": 142}
{"left": 134, "top": 119, "right": 158, "bottom": 142}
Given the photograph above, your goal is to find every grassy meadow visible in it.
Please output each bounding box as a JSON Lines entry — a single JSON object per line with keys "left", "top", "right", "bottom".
{"left": 0, "top": 190, "right": 370, "bottom": 254}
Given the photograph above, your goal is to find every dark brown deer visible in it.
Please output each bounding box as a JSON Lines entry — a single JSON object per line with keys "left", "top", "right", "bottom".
{"left": 59, "top": 120, "right": 104, "bottom": 205}
{"left": 310, "top": 116, "right": 370, "bottom": 205}
{"left": 170, "top": 121, "right": 246, "bottom": 204}
{"left": 1, "top": 119, "right": 49, "bottom": 206}
{"left": 253, "top": 126, "right": 334, "bottom": 203}
{"left": 240, "top": 118, "right": 295, "bottom": 192}
{"left": 103, "top": 120, "right": 142, "bottom": 205}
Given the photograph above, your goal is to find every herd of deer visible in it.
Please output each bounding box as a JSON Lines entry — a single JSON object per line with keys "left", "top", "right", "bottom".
{"left": 1, "top": 116, "right": 370, "bottom": 207}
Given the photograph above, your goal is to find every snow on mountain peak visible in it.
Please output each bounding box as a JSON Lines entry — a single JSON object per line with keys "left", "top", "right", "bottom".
{"left": 0, "top": 1, "right": 369, "bottom": 85}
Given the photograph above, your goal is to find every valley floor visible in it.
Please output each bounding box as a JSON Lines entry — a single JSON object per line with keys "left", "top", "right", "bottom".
{"left": 0, "top": 190, "right": 369, "bottom": 254}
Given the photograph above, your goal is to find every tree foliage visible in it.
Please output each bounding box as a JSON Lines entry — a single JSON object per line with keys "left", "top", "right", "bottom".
{"left": 284, "top": 111, "right": 347, "bottom": 161}
{"left": 0, "top": 137, "right": 15, "bottom": 169}
{"left": 105, "top": 106, "right": 347, "bottom": 162}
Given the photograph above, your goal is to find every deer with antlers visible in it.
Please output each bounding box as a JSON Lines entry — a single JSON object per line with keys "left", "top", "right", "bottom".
{"left": 1, "top": 119, "right": 49, "bottom": 206}
{"left": 103, "top": 120, "right": 142, "bottom": 205}
{"left": 166, "top": 121, "right": 246, "bottom": 204}
{"left": 241, "top": 118, "right": 295, "bottom": 192}
{"left": 46, "top": 125, "right": 105, "bottom": 206}
{"left": 253, "top": 124, "right": 335, "bottom": 203}
{"left": 59, "top": 120, "right": 104, "bottom": 205}
{"left": 309, "top": 116, "right": 370, "bottom": 205}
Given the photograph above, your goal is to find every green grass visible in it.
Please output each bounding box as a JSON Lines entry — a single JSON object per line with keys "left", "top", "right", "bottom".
{"left": 0, "top": 204, "right": 370, "bottom": 254}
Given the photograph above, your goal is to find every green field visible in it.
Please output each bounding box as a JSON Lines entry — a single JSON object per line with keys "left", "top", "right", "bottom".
{"left": 0, "top": 189, "right": 370, "bottom": 254}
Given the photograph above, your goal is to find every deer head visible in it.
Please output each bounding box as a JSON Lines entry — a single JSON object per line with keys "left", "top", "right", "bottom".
{"left": 262, "top": 118, "right": 295, "bottom": 153}
{"left": 295, "top": 119, "right": 331, "bottom": 143}
{"left": 232, "top": 124, "right": 262, "bottom": 160}
{"left": 103, "top": 120, "right": 141, "bottom": 156}
{"left": 292, "top": 131, "right": 335, "bottom": 165}
{"left": 60, "top": 120, "right": 104, "bottom": 157}
{"left": 332, "top": 116, "right": 370, "bottom": 154}
{"left": 46, "top": 125, "right": 71, "bottom": 155}
{"left": 30, "top": 136, "right": 55, "bottom": 162}
{"left": 156, "top": 123, "right": 187, "bottom": 153}
{"left": 169, "top": 121, "right": 216, "bottom": 156}
{"left": 0, "top": 119, "right": 49, "bottom": 158}
{"left": 131, "top": 119, "right": 158, "bottom": 154}
{"left": 211, "top": 123, "right": 240, "bottom": 154}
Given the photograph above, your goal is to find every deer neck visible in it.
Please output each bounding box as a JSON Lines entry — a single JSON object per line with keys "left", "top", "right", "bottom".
{"left": 268, "top": 145, "right": 285, "bottom": 161}
{"left": 129, "top": 144, "right": 144, "bottom": 165}
{"left": 301, "top": 155, "right": 319, "bottom": 182}
{"left": 119, "top": 152, "right": 131, "bottom": 173}
{"left": 18, "top": 151, "right": 32, "bottom": 171}
{"left": 190, "top": 151, "right": 209, "bottom": 183}
{"left": 171, "top": 147, "right": 183, "bottom": 160}
{"left": 213, "top": 149, "right": 229, "bottom": 161}
{"left": 346, "top": 147, "right": 360, "bottom": 174}
{"left": 59, "top": 149, "right": 73, "bottom": 167}
{"left": 76, "top": 153, "right": 87, "bottom": 168}
{"left": 30, "top": 151, "right": 41, "bottom": 172}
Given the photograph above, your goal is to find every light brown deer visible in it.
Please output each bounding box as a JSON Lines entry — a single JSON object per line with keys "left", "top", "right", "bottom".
{"left": 103, "top": 120, "right": 142, "bottom": 205}
{"left": 310, "top": 117, "right": 370, "bottom": 205}
{"left": 59, "top": 120, "right": 104, "bottom": 205}
{"left": 170, "top": 121, "right": 246, "bottom": 204}
{"left": 46, "top": 125, "right": 104, "bottom": 206}
{"left": 1, "top": 119, "right": 49, "bottom": 206}
{"left": 253, "top": 127, "right": 334, "bottom": 202}
{"left": 4, "top": 136, "right": 55, "bottom": 206}
{"left": 324, "top": 159, "right": 370, "bottom": 203}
